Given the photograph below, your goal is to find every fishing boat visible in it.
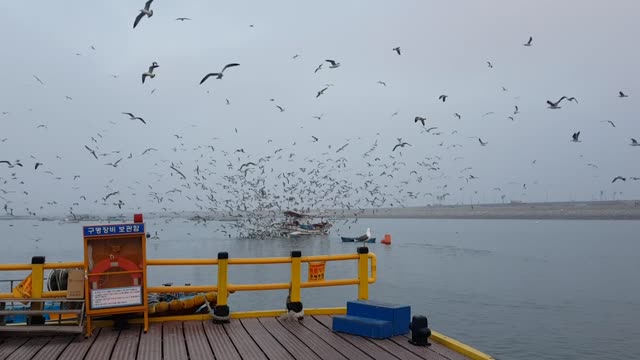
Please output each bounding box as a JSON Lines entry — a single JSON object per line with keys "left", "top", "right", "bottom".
{"left": 278, "top": 210, "right": 332, "bottom": 236}
{"left": 341, "top": 236, "right": 377, "bottom": 243}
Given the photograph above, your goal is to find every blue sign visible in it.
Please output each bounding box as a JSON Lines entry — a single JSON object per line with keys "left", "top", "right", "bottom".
{"left": 83, "top": 223, "right": 145, "bottom": 237}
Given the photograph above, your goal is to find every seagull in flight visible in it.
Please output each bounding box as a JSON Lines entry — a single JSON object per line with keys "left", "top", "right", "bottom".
{"left": 601, "top": 120, "right": 616, "bottom": 128}
{"left": 105, "top": 158, "right": 123, "bottom": 167}
{"left": 414, "top": 116, "right": 426, "bottom": 126}
{"left": 377, "top": 81, "right": 387, "bottom": 86}
{"left": 142, "top": 62, "right": 159, "bottom": 83}
{"left": 122, "top": 112, "right": 146, "bottom": 124}
{"left": 619, "top": 91, "right": 629, "bottom": 98}
{"left": 34, "top": 162, "right": 43, "bottom": 170}
{"left": 571, "top": 131, "right": 581, "bottom": 142}
{"left": 200, "top": 63, "right": 240, "bottom": 83}
{"left": 175, "top": 17, "right": 191, "bottom": 21}
{"left": 546, "top": 96, "right": 567, "bottom": 109}
{"left": 325, "top": 59, "right": 340, "bottom": 69}
{"left": 393, "top": 141, "right": 411, "bottom": 152}
{"left": 142, "top": 148, "right": 158, "bottom": 155}
{"left": 33, "top": 75, "right": 45, "bottom": 85}
{"left": 478, "top": 138, "right": 488, "bottom": 146}
{"left": 487, "top": 61, "right": 493, "bottom": 68}
{"left": 438, "top": 95, "right": 448, "bottom": 102}
{"left": 453, "top": 113, "right": 461, "bottom": 119}
{"left": 84, "top": 145, "right": 98, "bottom": 159}
{"left": 630, "top": 138, "right": 639, "bottom": 146}
{"left": 314, "top": 63, "right": 323, "bottom": 73}
{"left": 276, "top": 105, "right": 285, "bottom": 112}
{"left": 133, "top": 0, "right": 154, "bottom": 29}
{"left": 316, "top": 87, "right": 328, "bottom": 98}
{"left": 393, "top": 47, "right": 401, "bottom": 55}
{"left": 612, "top": 176, "right": 626, "bottom": 183}
{"left": 523, "top": 36, "right": 533, "bottom": 46}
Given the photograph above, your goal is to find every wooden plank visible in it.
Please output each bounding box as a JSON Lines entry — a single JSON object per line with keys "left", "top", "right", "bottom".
{"left": 259, "top": 317, "right": 322, "bottom": 360}
{"left": 391, "top": 336, "right": 455, "bottom": 360}
{"left": 277, "top": 317, "right": 348, "bottom": 360}
{"left": 85, "top": 327, "right": 119, "bottom": 360}
{"left": 0, "top": 325, "right": 83, "bottom": 334}
{"left": 5, "top": 337, "right": 51, "bottom": 360}
{"left": 314, "top": 315, "right": 400, "bottom": 360}
{"left": 31, "top": 336, "right": 75, "bottom": 360}
{"left": 0, "top": 338, "right": 29, "bottom": 360}
{"left": 402, "top": 334, "right": 472, "bottom": 360}
{"left": 183, "top": 321, "right": 213, "bottom": 360}
{"left": 136, "top": 322, "right": 161, "bottom": 360}
{"left": 56, "top": 328, "right": 102, "bottom": 360}
{"left": 367, "top": 338, "right": 432, "bottom": 360}
{"left": 223, "top": 319, "right": 268, "bottom": 360}
{"left": 162, "top": 322, "right": 188, "bottom": 360}
{"left": 241, "top": 318, "right": 294, "bottom": 360}
{"left": 202, "top": 321, "right": 242, "bottom": 360}
{"left": 302, "top": 316, "right": 374, "bottom": 360}
{"left": 110, "top": 325, "right": 141, "bottom": 360}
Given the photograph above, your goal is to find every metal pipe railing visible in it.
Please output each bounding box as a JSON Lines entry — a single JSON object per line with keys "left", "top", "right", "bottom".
{"left": 0, "top": 247, "right": 377, "bottom": 317}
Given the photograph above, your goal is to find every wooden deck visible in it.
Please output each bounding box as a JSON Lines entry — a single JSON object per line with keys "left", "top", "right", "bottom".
{"left": 0, "top": 315, "right": 471, "bottom": 360}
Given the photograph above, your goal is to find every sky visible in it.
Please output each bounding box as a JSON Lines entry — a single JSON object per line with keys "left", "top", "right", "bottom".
{"left": 0, "top": 0, "right": 639, "bottom": 216}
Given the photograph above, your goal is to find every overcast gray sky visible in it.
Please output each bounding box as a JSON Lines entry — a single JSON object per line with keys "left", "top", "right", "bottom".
{"left": 1, "top": 0, "right": 639, "bottom": 215}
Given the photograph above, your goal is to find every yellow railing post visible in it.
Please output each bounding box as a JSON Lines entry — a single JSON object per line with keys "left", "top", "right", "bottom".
{"left": 213, "top": 252, "right": 230, "bottom": 323}
{"left": 287, "top": 251, "right": 303, "bottom": 315}
{"left": 357, "top": 247, "right": 369, "bottom": 300}
{"left": 29, "top": 256, "right": 45, "bottom": 325}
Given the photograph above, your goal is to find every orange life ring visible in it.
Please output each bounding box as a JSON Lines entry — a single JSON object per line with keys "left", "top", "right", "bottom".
{"left": 89, "top": 256, "right": 142, "bottom": 289}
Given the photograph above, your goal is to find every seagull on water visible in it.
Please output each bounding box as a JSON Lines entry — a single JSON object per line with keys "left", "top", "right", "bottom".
{"left": 325, "top": 59, "right": 340, "bottom": 69}
{"left": 122, "top": 112, "right": 146, "bottom": 124}
{"left": 393, "top": 47, "right": 401, "bottom": 55}
{"left": 142, "top": 62, "right": 159, "bottom": 83}
{"left": 523, "top": 36, "right": 533, "bottom": 46}
{"left": 619, "top": 91, "right": 629, "bottom": 98}
{"left": 571, "top": 131, "right": 581, "bottom": 142}
{"left": 200, "top": 63, "right": 240, "bottom": 84}
{"left": 133, "top": 0, "right": 154, "bottom": 29}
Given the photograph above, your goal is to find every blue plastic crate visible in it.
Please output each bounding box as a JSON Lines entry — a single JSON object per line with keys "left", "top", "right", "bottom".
{"left": 332, "top": 315, "right": 393, "bottom": 339}
{"left": 347, "top": 300, "right": 411, "bottom": 336}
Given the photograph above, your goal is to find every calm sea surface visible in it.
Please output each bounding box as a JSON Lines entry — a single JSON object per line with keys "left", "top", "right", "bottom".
{"left": 2, "top": 218, "right": 639, "bottom": 360}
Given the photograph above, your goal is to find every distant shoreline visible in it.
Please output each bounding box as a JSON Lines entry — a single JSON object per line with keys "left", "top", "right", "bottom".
{"left": 321, "top": 200, "right": 640, "bottom": 220}
{"left": 2, "top": 200, "right": 640, "bottom": 221}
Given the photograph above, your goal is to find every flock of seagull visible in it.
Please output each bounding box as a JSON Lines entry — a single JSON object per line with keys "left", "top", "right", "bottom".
{"left": 0, "top": 1, "right": 637, "bottom": 238}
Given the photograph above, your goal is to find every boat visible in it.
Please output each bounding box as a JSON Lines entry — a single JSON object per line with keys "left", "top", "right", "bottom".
{"left": 278, "top": 211, "right": 332, "bottom": 236}
{"left": 341, "top": 236, "right": 376, "bottom": 243}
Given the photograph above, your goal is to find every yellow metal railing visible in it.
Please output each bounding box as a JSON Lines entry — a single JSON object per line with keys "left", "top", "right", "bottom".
{"left": 0, "top": 248, "right": 376, "bottom": 318}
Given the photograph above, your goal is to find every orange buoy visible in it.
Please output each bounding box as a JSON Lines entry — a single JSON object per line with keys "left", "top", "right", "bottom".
{"left": 382, "top": 233, "right": 391, "bottom": 245}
